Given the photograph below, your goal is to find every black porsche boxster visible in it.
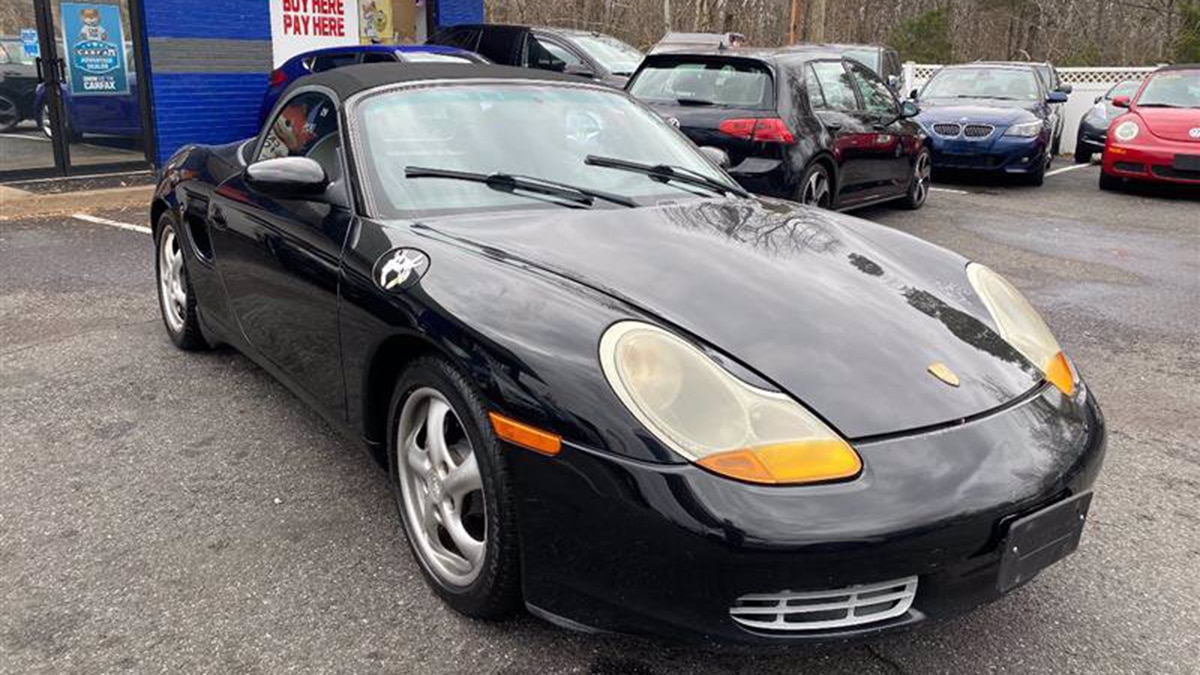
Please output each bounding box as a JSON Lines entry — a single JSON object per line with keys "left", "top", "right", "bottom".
{"left": 152, "top": 65, "right": 1105, "bottom": 644}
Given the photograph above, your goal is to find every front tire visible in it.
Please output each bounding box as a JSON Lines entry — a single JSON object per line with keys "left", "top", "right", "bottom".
{"left": 1074, "top": 132, "right": 1094, "bottom": 164}
{"left": 155, "top": 214, "right": 208, "bottom": 350}
{"left": 388, "top": 357, "right": 521, "bottom": 620}
{"left": 1020, "top": 159, "right": 1046, "bottom": 187}
{"left": 1099, "top": 169, "right": 1123, "bottom": 192}
{"left": 796, "top": 161, "right": 834, "bottom": 209}
{"left": 897, "top": 148, "right": 931, "bottom": 210}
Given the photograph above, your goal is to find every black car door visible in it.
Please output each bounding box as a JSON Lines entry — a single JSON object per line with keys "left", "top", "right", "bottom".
{"left": 845, "top": 61, "right": 914, "bottom": 196}
{"left": 806, "top": 59, "right": 875, "bottom": 204}
{"left": 209, "top": 89, "right": 354, "bottom": 419}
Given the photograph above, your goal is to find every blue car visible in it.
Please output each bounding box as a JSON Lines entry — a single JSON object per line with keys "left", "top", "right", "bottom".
{"left": 913, "top": 63, "right": 1068, "bottom": 186}
{"left": 259, "top": 44, "right": 486, "bottom": 123}
{"left": 35, "top": 43, "right": 141, "bottom": 141}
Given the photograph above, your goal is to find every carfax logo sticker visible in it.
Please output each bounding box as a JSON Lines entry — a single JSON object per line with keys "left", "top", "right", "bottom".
{"left": 60, "top": 3, "right": 129, "bottom": 96}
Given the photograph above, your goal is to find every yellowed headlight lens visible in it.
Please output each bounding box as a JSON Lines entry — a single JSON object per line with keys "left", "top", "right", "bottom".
{"left": 599, "top": 321, "right": 861, "bottom": 485}
{"left": 967, "top": 263, "right": 1076, "bottom": 396}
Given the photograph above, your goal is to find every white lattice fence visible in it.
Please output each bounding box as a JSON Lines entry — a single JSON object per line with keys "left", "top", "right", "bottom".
{"left": 901, "top": 64, "right": 1161, "bottom": 154}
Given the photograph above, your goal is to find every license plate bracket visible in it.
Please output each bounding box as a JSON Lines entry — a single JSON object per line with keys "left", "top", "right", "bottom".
{"left": 997, "top": 491, "right": 1092, "bottom": 592}
{"left": 1173, "top": 154, "right": 1200, "bottom": 172}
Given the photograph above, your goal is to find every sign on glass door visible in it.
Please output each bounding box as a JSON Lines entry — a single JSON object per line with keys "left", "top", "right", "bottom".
{"left": 59, "top": 2, "right": 129, "bottom": 96}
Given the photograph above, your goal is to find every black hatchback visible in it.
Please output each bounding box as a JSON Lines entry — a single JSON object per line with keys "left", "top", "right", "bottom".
{"left": 626, "top": 47, "right": 930, "bottom": 211}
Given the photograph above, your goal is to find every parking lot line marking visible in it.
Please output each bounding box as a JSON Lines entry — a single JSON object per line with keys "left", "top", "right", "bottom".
{"left": 72, "top": 213, "right": 151, "bottom": 235}
{"left": 1046, "top": 163, "right": 1095, "bottom": 178}
{"left": 930, "top": 187, "right": 970, "bottom": 195}
{"left": 0, "top": 133, "right": 51, "bottom": 142}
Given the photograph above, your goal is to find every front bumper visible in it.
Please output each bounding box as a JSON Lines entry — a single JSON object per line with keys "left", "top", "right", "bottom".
{"left": 1077, "top": 118, "right": 1108, "bottom": 151}
{"left": 927, "top": 133, "right": 1048, "bottom": 174}
{"left": 508, "top": 383, "right": 1106, "bottom": 645}
{"left": 1103, "top": 137, "right": 1200, "bottom": 185}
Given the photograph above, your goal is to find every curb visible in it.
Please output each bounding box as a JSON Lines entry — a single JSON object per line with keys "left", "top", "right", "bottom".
{"left": 0, "top": 185, "right": 153, "bottom": 222}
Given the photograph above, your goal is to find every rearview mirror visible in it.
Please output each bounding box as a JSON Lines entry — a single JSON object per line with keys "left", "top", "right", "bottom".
{"left": 1112, "top": 95, "right": 1131, "bottom": 109}
{"left": 699, "top": 146, "right": 731, "bottom": 169}
{"left": 1047, "top": 91, "right": 1069, "bottom": 104}
{"left": 563, "top": 64, "right": 596, "bottom": 79}
{"left": 246, "top": 157, "right": 328, "bottom": 198}
{"left": 900, "top": 101, "right": 920, "bottom": 118}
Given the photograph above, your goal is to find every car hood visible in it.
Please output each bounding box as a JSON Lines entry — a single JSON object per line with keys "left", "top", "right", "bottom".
{"left": 1134, "top": 107, "right": 1200, "bottom": 143}
{"left": 917, "top": 100, "right": 1040, "bottom": 125}
{"left": 413, "top": 198, "right": 1042, "bottom": 439}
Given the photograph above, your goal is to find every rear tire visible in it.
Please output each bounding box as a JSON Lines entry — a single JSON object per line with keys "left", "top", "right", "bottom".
{"left": 1099, "top": 169, "right": 1122, "bottom": 192}
{"left": 795, "top": 162, "right": 834, "bottom": 209}
{"left": 388, "top": 357, "right": 521, "bottom": 620}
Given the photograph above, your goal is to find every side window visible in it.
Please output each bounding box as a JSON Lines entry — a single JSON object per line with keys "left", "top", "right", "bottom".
{"left": 848, "top": 63, "right": 897, "bottom": 115}
{"left": 257, "top": 92, "right": 342, "bottom": 184}
{"left": 361, "top": 52, "right": 397, "bottom": 64}
{"left": 809, "top": 61, "right": 858, "bottom": 111}
{"left": 541, "top": 40, "right": 584, "bottom": 68}
{"left": 526, "top": 35, "right": 569, "bottom": 71}
{"left": 311, "top": 53, "right": 359, "bottom": 73}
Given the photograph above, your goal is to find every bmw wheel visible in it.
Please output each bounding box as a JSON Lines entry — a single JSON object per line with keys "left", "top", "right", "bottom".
{"left": 0, "top": 94, "right": 19, "bottom": 133}
{"left": 155, "top": 214, "right": 208, "bottom": 350}
{"left": 898, "top": 148, "right": 931, "bottom": 210}
{"left": 389, "top": 357, "right": 520, "bottom": 619}
{"left": 797, "top": 162, "right": 833, "bottom": 209}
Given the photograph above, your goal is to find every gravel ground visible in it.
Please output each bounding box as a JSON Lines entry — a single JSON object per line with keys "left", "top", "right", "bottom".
{"left": 1, "top": 163, "right": 1197, "bottom": 674}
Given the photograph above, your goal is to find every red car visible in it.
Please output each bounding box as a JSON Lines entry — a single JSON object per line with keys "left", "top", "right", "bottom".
{"left": 1100, "top": 64, "right": 1200, "bottom": 192}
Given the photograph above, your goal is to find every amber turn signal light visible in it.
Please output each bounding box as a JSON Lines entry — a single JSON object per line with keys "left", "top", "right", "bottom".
{"left": 489, "top": 412, "right": 562, "bottom": 456}
{"left": 696, "top": 439, "right": 862, "bottom": 485}
{"left": 1045, "top": 351, "right": 1075, "bottom": 397}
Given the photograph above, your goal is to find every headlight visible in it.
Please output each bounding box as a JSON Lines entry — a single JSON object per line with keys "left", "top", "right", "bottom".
{"left": 599, "top": 321, "right": 861, "bottom": 485}
{"left": 1113, "top": 120, "right": 1139, "bottom": 142}
{"left": 1004, "top": 120, "right": 1044, "bottom": 138}
{"left": 966, "top": 264, "right": 1075, "bottom": 396}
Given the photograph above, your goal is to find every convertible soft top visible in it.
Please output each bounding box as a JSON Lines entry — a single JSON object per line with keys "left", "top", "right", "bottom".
{"left": 287, "top": 63, "right": 591, "bottom": 101}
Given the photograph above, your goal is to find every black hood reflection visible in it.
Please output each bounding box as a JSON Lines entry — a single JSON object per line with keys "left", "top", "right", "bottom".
{"left": 415, "top": 198, "right": 1041, "bottom": 438}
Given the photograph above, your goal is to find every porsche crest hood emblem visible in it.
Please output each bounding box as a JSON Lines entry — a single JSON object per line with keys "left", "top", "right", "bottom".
{"left": 927, "top": 362, "right": 961, "bottom": 387}
{"left": 375, "top": 248, "right": 430, "bottom": 291}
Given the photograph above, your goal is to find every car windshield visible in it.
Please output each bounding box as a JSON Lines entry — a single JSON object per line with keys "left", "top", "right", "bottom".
{"left": 571, "top": 34, "right": 643, "bottom": 76}
{"left": 922, "top": 67, "right": 1041, "bottom": 101}
{"left": 1107, "top": 79, "right": 1141, "bottom": 100}
{"left": 840, "top": 48, "right": 880, "bottom": 73}
{"left": 628, "top": 60, "right": 774, "bottom": 108}
{"left": 1, "top": 40, "right": 35, "bottom": 65}
{"left": 404, "top": 52, "right": 478, "bottom": 64}
{"left": 1136, "top": 70, "right": 1200, "bottom": 108}
{"left": 355, "top": 83, "right": 735, "bottom": 217}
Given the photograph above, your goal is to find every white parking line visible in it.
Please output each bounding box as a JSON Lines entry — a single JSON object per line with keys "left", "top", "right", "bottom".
{"left": 0, "top": 133, "right": 51, "bottom": 142}
{"left": 72, "top": 213, "right": 151, "bottom": 235}
{"left": 930, "top": 187, "right": 970, "bottom": 195}
{"left": 1046, "top": 163, "right": 1095, "bottom": 178}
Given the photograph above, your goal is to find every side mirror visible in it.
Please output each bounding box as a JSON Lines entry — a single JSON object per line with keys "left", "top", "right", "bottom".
{"left": 563, "top": 63, "right": 596, "bottom": 79}
{"left": 699, "top": 146, "right": 731, "bottom": 169}
{"left": 908, "top": 88, "right": 919, "bottom": 101}
{"left": 1047, "top": 91, "right": 1069, "bottom": 104}
{"left": 1057, "top": 83, "right": 1073, "bottom": 94}
{"left": 245, "top": 157, "right": 327, "bottom": 198}
{"left": 900, "top": 100, "right": 920, "bottom": 118}
{"left": 1112, "top": 95, "right": 1131, "bottom": 109}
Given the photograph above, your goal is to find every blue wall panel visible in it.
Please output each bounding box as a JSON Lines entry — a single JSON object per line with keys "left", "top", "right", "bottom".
{"left": 142, "top": 0, "right": 271, "bottom": 41}
{"left": 150, "top": 73, "right": 268, "bottom": 164}
{"left": 437, "top": 0, "right": 485, "bottom": 26}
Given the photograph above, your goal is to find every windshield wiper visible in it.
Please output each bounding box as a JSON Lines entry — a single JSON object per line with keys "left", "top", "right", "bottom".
{"left": 1136, "top": 102, "right": 1181, "bottom": 108}
{"left": 404, "top": 167, "right": 637, "bottom": 208}
{"left": 584, "top": 155, "right": 751, "bottom": 198}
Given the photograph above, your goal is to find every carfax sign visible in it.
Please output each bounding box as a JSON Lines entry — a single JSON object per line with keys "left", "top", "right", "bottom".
{"left": 60, "top": 3, "right": 129, "bottom": 96}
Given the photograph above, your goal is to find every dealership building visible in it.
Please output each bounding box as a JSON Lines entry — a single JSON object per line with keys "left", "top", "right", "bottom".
{"left": 0, "top": 0, "right": 483, "bottom": 181}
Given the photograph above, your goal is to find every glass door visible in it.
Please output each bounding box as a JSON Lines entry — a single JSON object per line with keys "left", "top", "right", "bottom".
{"left": 0, "top": 0, "right": 58, "bottom": 175}
{"left": 46, "top": 0, "right": 146, "bottom": 169}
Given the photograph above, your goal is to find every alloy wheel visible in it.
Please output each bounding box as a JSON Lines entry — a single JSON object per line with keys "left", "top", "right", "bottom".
{"left": 802, "top": 169, "right": 831, "bottom": 208}
{"left": 397, "top": 388, "right": 487, "bottom": 587}
{"left": 157, "top": 225, "right": 187, "bottom": 333}
{"left": 40, "top": 104, "right": 53, "bottom": 138}
{"left": 912, "top": 152, "right": 931, "bottom": 205}
{"left": 0, "top": 96, "right": 18, "bottom": 132}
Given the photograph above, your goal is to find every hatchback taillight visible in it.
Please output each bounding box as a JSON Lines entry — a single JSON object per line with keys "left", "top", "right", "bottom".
{"left": 269, "top": 69, "right": 288, "bottom": 88}
{"left": 718, "top": 117, "right": 795, "bottom": 144}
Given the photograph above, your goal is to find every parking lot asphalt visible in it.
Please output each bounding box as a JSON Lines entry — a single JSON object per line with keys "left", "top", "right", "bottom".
{"left": 1, "top": 164, "right": 1197, "bottom": 674}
